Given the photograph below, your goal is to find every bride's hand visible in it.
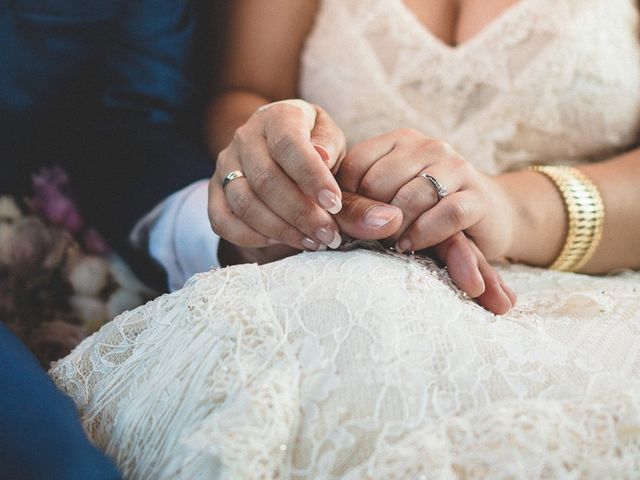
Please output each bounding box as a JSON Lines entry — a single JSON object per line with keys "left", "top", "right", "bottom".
{"left": 210, "top": 100, "right": 352, "bottom": 251}
{"left": 337, "top": 128, "right": 517, "bottom": 313}
{"left": 337, "top": 128, "right": 516, "bottom": 260}
{"left": 434, "top": 232, "right": 516, "bottom": 315}
{"left": 217, "top": 190, "right": 405, "bottom": 265}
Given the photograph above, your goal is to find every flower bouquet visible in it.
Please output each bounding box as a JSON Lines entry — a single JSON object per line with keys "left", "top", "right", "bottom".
{"left": 0, "top": 167, "right": 155, "bottom": 367}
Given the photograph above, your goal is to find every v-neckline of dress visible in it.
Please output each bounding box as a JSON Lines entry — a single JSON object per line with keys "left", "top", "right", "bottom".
{"left": 395, "top": 0, "right": 534, "bottom": 55}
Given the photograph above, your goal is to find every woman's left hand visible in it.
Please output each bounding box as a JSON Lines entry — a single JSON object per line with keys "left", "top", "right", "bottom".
{"left": 337, "top": 128, "right": 516, "bottom": 261}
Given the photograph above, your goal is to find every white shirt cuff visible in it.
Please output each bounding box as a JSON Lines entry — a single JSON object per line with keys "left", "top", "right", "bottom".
{"left": 130, "top": 179, "right": 220, "bottom": 291}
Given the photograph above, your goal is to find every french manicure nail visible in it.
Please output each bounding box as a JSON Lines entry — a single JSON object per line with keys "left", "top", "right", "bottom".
{"left": 396, "top": 238, "right": 411, "bottom": 253}
{"left": 316, "top": 227, "right": 337, "bottom": 245}
{"left": 364, "top": 205, "right": 400, "bottom": 228}
{"left": 327, "top": 231, "right": 342, "bottom": 249}
{"left": 302, "top": 237, "right": 320, "bottom": 251}
{"left": 318, "top": 189, "right": 342, "bottom": 214}
{"left": 468, "top": 269, "right": 486, "bottom": 297}
{"left": 316, "top": 227, "right": 342, "bottom": 249}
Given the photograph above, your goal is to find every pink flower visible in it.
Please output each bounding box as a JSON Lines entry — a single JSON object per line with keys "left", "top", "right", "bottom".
{"left": 34, "top": 166, "right": 70, "bottom": 190}
{"left": 31, "top": 167, "right": 85, "bottom": 233}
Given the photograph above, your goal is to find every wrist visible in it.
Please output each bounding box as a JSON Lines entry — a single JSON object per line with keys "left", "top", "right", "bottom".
{"left": 494, "top": 170, "right": 567, "bottom": 266}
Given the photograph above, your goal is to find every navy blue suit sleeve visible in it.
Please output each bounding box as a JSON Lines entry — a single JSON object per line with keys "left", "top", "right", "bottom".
{"left": 100, "top": 0, "right": 196, "bottom": 125}
{"left": 73, "top": 0, "right": 212, "bottom": 287}
{"left": 0, "top": 324, "right": 121, "bottom": 480}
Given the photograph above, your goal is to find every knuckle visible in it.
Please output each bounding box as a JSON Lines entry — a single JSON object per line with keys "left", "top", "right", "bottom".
{"left": 423, "top": 137, "right": 447, "bottom": 154}
{"left": 450, "top": 153, "right": 468, "bottom": 170}
{"left": 440, "top": 140, "right": 456, "bottom": 156}
{"left": 269, "top": 102, "right": 298, "bottom": 117}
{"left": 266, "top": 104, "right": 305, "bottom": 127}
{"left": 396, "top": 127, "right": 420, "bottom": 138}
{"left": 339, "top": 152, "right": 362, "bottom": 180}
{"left": 444, "top": 201, "right": 467, "bottom": 228}
{"left": 290, "top": 204, "right": 314, "bottom": 231}
{"left": 209, "top": 212, "right": 225, "bottom": 236}
{"left": 215, "top": 148, "right": 231, "bottom": 170}
{"left": 395, "top": 184, "right": 429, "bottom": 211}
{"left": 271, "top": 132, "right": 298, "bottom": 158}
{"left": 229, "top": 192, "right": 253, "bottom": 220}
{"left": 251, "top": 165, "right": 276, "bottom": 192}
{"left": 273, "top": 222, "right": 292, "bottom": 242}
{"left": 358, "top": 173, "right": 383, "bottom": 198}
{"left": 441, "top": 232, "right": 466, "bottom": 256}
{"left": 296, "top": 161, "right": 318, "bottom": 184}
{"left": 392, "top": 185, "right": 415, "bottom": 208}
{"left": 233, "top": 124, "right": 251, "bottom": 145}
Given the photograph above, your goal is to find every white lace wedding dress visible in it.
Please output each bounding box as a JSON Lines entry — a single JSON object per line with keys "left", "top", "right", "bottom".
{"left": 52, "top": 0, "right": 640, "bottom": 478}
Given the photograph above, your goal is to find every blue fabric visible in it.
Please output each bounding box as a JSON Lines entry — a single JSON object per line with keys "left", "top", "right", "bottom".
{"left": 0, "top": 0, "right": 213, "bottom": 288}
{"left": 0, "top": 0, "right": 212, "bottom": 473}
{"left": 0, "top": 0, "right": 209, "bottom": 198}
{"left": 0, "top": 0, "right": 192, "bottom": 120}
{"left": 0, "top": 324, "right": 121, "bottom": 479}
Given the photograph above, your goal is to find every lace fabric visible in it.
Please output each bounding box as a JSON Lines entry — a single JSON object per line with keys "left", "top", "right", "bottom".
{"left": 300, "top": 0, "right": 640, "bottom": 174}
{"left": 51, "top": 0, "right": 640, "bottom": 478}
{"left": 52, "top": 250, "right": 640, "bottom": 478}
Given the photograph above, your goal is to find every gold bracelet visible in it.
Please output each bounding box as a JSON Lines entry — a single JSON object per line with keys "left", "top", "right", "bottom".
{"left": 528, "top": 165, "right": 605, "bottom": 272}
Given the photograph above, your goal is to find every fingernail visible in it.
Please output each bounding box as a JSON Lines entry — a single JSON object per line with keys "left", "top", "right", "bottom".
{"left": 364, "top": 205, "right": 400, "bottom": 228}
{"left": 318, "top": 189, "right": 342, "bottom": 214}
{"left": 501, "top": 290, "right": 513, "bottom": 311}
{"left": 313, "top": 144, "right": 334, "bottom": 164}
{"left": 316, "top": 227, "right": 336, "bottom": 245}
{"left": 467, "top": 269, "right": 486, "bottom": 298}
{"left": 396, "top": 238, "right": 411, "bottom": 253}
{"left": 327, "top": 231, "right": 342, "bottom": 249}
{"left": 316, "top": 227, "right": 342, "bottom": 249}
{"left": 267, "top": 238, "right": 280, "bottom": 245}
{"left": 302, "top": 237, "right": 320, "bottom": 251}
{"left": 503, "top": 284, "right": 517, "bottom": 306}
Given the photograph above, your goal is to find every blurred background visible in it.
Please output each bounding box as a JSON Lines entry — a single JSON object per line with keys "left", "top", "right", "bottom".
{"left": 0, "top": 1, "right": 230, "bottom": 366}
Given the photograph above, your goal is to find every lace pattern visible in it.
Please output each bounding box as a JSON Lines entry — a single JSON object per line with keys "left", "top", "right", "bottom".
{"left": 52, "top": 250, "right": 640, "bottom": 479}
{"left": 53, "top": 266, "right": 301, "bottom": 478}
{"left": 51, "top": 0, "right": 640, "bottom": 477}
{"left": 300, "top": 0, "right": 640, "bottom": 174}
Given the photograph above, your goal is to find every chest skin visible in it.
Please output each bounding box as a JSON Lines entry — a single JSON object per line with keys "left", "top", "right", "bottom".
{"left": 403, "top": 0, "right": 520, "bottom": 47}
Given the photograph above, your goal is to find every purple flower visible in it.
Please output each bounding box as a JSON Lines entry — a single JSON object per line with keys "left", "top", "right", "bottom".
{"left": 31, "top": 167, "right": 85, "bottom": 233}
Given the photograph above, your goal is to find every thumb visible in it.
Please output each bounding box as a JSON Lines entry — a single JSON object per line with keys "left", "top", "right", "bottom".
{"left": 334, "top": 191, "right": 402, "bottom": 240}
{"left": 310, "top": 105, "right": 347, "bottom": 171}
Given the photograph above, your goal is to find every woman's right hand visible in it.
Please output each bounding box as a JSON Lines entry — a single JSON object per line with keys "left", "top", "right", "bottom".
{"left": 209, "top": 100, "right": 349, "bottom": 251}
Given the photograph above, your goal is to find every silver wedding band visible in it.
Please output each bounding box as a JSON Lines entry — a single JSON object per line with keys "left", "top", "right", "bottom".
{"left": 222, "top": 170, "right": 246, "bottom": 191}
{"left": 418, "top": 173, "right": 448, "bottom": 200}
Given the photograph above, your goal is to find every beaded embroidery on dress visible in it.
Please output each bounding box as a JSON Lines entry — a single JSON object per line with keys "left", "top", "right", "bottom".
{"left": 52, "top": 0, "right": 640, "bottom": 478}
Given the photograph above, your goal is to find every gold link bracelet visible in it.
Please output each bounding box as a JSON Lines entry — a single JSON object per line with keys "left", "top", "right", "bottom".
{"left": 528, "top": 165, "right": 605, "bottom": 272}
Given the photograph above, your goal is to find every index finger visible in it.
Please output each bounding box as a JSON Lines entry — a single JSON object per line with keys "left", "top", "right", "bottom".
{"left": 263, "top": 103, "right": 343, "bottom": 214}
